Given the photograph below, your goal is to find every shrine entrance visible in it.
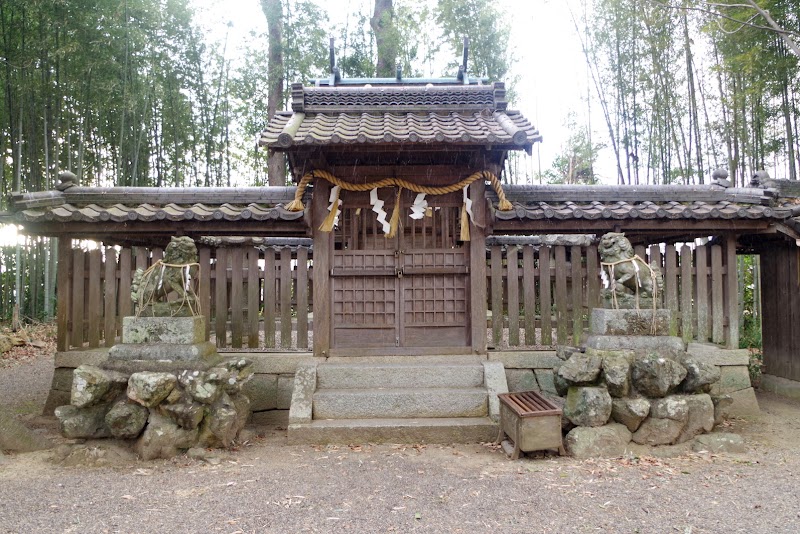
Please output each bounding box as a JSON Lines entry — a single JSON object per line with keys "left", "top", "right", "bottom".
{"left": 329, "top": 189, "right": 470, "bottom": 355}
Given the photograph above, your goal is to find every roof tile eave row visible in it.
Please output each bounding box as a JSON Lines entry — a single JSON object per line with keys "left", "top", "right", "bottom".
{"left": 496, "top": 201, "right": 794, "bottom": 223}
{"left": 17, "top": 203, "right": 305, "bottom": 224}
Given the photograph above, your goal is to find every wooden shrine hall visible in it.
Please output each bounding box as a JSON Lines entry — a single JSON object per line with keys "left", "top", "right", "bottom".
{"left": 7, "top": 57, "right": 800, "bottom": 438}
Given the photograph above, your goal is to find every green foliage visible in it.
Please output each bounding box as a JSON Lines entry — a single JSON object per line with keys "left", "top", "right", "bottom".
{"left": 738, "top": 254, "right": 763, "bottom": 385}
{"left": 0, "top": 0, "right": 234, "bottom": 189}
{"left": 435, "top": 0, "right": 512, "bottom": 84}
{"left": 544, "top": 112, "right": 604, "bottom": 185}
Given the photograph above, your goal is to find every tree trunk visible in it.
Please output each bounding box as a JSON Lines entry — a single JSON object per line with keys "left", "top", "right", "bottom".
{"left": 263, "top": 0, "right": 286, "bottom": 186}
{"left": 371, "top": 0, "right": 396, "bottom": 78}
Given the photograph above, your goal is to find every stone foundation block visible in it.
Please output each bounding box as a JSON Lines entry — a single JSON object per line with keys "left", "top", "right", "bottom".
{"left": 277, "top": 374, "right": 295, "bottom": 410}
{"left": 489, "top": 351, "right": 561, "bottom": 369}
{"left": 109, "top": 341, "right": 218, "bottom": 362}
{"left": 122, "top": 315, "right": 205, "bottom": 344}
{"left": 710, "top": 366, "right": 752, "bottom": 395}
{"left": 241, "top": 374, "right": 278, "bottom": 411}
{"left": 586, "top": 335, "right": 685, "bottom": 356}
{"left": 534, "top": 369, "right": 557, "bottom": 396}
{"left": 565, "top": 423, "right": 632, "bottom": 459}
{"left": 590, "top": 309, "right": 671, "bottom": 336}
{"left": 505, "top": 369, "right": 539, "bottom": 393}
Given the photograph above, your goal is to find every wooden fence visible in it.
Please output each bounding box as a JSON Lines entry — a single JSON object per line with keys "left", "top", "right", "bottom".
{"left": 486, "top": 239, "right": 739, "bottom": 349}
{"left": 56, "top": 237, "right": 740, "bottom": 352}
{"left": 55, "top": 239, "right": 313, "bottom": 352}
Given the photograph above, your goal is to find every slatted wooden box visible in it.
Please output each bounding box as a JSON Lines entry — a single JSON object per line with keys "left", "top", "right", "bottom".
{"left": 497, "top": 391, "right": 565, "bottom": 459}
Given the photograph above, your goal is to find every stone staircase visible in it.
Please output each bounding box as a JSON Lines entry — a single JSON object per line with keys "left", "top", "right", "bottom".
{"left": 287, "top": 359, "right": 507, "bottom": 445}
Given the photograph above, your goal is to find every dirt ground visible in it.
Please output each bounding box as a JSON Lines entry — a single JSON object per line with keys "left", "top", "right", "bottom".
{"left": 1, "top": 333, "right": 800, "bottom": 534}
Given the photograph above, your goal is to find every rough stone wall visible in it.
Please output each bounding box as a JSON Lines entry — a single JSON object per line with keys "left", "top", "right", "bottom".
{"left": 47, "top": 350, "right": 324, "bottom": 426}
{"left": 491, "top": 347, "right": 757, "bottom": 417}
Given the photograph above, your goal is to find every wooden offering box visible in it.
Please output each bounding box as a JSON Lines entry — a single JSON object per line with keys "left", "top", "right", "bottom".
{"left": 497, "top": 391, "right": 565, "bottom": 459}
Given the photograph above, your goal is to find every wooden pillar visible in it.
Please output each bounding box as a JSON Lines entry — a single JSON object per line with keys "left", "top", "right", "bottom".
{"left": 469, "top": 176, "right": 487, "bottom": 355}
{"left": 724, "top": 234, "right": 739, "bottom": 349}
{"left": 312, "top": 178, "right": 333, "bottom": 357}
{"left": 56, "top": 237, "right": 72, "bottom": 352}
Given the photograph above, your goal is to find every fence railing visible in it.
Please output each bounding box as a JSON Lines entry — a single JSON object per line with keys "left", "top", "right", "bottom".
{"left": 55, "top": 240, "right": 313, "bottom": 352}
{"left": 485, "top": 240, "right": 739, "bottom": 349}
{"left": 56, "top": 237, "right": 739, "bottom": 352}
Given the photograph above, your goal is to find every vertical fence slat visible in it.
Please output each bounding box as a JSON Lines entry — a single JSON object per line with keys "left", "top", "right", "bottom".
{"left": 540, "top": 246, "right": 552, "bottom": 346}
{"left": 711, "top": 245, "right": 724, "bottom": 344}
{"left": 586, "top": 245, "right": 600, "bottom": 311}
{"left": 118, "top": 248, "right": 132, "bottom": 326}
{"left": 230, "top": 247, "right": 244, "bottom": 348}
{"left": 554, "top": 246, "right": 568, "bottom": 344}
{"left": 215, "top": 248, "right": 228, "bottom": 348}
{"left": 247, "top": 249, "right": 260, "bottom": 348}
{"left": 507, "top": 246, "right": 520, "bottom": 346}
{"left": 135, "top": 247, "right": 148, "bottom": 274}
{"left": 522, "top": 246, "right": 536, "bottom": 345}
{"left": 695, "top": 244, "right": 709, "bottom": 342}
{"left": 297, "top": 247, "right": 309, "bottom": 350}
{"left": 280, "top": 248, "right": 292, "bottom": 348}
{"left": 88, "top": 249, "right": 102, "bottom": 348}
{"left": 648, "top": 245, "right": 663, "bottom": 276}
{"left": 570, "top": 245, "right": 582, "bottom": 345}
{"left": 664, "top": 245, "right": 679, "bottom": 336}
{"left": 71, "top": 249, "right": 85, "bottom": 349}
{"left": 199, "top": 247, "right": 211, "bottom": 341}
{"left": 103, "top": 247, "right": 118, "bottom": 347}
{"left": 56, "top": 237, "right": 72, "bottom": 352}
{"left": 264, "top": 249, "right": 277, "bottom": 348}
{"left": 680, "top": 245, "right": 693, "bottom": 344}
{"left": 490, "top": 246, "right": 503, "bottom": 347}
{"left": 724, "top": 236, "right": 739, "bottom": 349}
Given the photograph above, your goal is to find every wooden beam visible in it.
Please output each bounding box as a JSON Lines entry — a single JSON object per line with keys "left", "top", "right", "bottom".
{"left": 469, "top": 173, "right": 488, "bottom": 355}
{"left": 312, "top": 178, "right": 333, "bottom": 357}
{"left": 724, "top": 235, "right": 740, "bottom": 349}
{"left": 56, "top": 237, "right": 72, "bottom": 352}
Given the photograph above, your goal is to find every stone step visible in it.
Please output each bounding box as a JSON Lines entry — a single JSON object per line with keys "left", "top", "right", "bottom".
{"left": 312, "top": 387, "right": 488, "bottom": 420}
{"left": 287, "top": 417, "right": 498, "bottom": 445}
{"left": 316, "top": 363, "right": 484, "bottom": 390}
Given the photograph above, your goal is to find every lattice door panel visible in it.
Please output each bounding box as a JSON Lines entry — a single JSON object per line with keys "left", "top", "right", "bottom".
{"left": 329, "top": 190, "right": 470, "bottom": 352}
{"left": 401, "top": 272, "right": 469, "bottom": 347}
{"left": 332, "top": 246, "right": 399, "bottom": 349}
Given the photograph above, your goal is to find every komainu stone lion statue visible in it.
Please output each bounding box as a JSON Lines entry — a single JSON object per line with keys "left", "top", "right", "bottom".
{"left": 131, "top": 236, "right": 199, "bottom": 317}
{"left": 598, "top": 232, "right": 663, "bottom": 309}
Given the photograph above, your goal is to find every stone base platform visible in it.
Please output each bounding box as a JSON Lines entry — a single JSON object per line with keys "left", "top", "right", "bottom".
{"left": 288, "top": 417, "right": 497, "bottom": 445}
{"left": 590, "top": 308, "right": 672, "bottom": 336}
{"left": 108, "top": 341, "right": 218, "bottom": 362}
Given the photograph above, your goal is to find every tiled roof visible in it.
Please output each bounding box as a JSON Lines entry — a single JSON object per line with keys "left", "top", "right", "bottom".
{"left": 260, "top": 109, "right": 539, "bottom": 148}
{"left": 259, "top": 81, "right": 539, "bottom": 149}
{"left": 14, "top": 202, "right": 304, "bottom": 224}
{"left": 292, "top": 83, "right": 506, "bottom": 112}
{"left": 495, "top": 200, "right": 795, "bottom": 222}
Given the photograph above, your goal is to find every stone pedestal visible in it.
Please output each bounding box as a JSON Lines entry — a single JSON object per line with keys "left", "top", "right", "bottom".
{"left": 107, "top": 316, "right": 220, "bottom": 372}
{"left": 54, "top": 314, "right": 254, "bottom": 460}
{"left": 555, "top": 307, "right": 748, "bottom": 458}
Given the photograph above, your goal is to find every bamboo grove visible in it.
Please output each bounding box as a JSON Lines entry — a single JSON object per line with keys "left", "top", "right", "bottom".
{"left": 574, "top": 0, "right": 800, "bottom": 186}
{"left": 0, "top": 0, "right": 512, "bottom": 323}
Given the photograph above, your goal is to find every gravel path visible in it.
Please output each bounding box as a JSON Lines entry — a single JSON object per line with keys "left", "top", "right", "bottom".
{"left": 2, "top": 348, "right": 800, "bottom": 533}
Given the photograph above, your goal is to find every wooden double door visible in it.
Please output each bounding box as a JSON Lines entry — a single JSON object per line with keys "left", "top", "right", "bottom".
{"left": 330, "top": 191, "right": 470, "bottom": 354}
